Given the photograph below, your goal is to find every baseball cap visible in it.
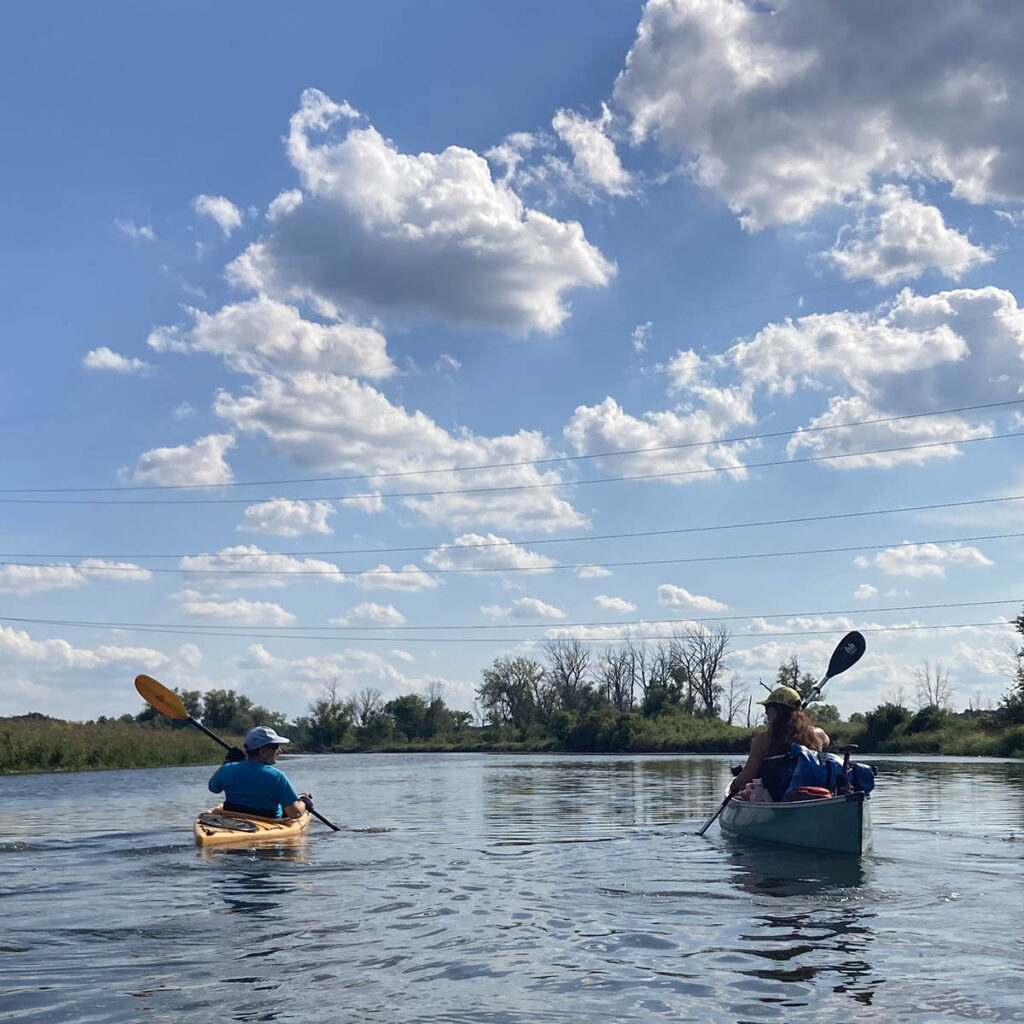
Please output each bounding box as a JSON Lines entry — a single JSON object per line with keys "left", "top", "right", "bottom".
{"left": 755, "top": 685, "right": 802, "bottom": 709}
{"left": 244, "top": 726, "right": 291, "bottom": 750}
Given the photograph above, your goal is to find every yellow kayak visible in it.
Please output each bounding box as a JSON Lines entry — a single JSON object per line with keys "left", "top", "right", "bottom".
{"left": 193, "top": 806, "right": 312, "bottom": 848}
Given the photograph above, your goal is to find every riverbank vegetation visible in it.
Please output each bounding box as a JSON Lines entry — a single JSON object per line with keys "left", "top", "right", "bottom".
{"left": 4, "top": 613, "right": 1023, "bottom": 773}
{"left": 0, "top": 714, "right": 243, "bottom": 773}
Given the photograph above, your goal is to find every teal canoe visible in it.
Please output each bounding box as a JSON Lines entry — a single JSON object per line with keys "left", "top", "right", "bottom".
{"left": 719, "top": 789, "right": 872, "bottom": 855}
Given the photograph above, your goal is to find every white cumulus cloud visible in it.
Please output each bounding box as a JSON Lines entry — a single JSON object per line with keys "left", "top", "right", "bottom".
{"left": 133, "top": 433, "right": 235, "bottom": 486}
{"left": 148, "top": 296, "right": 394, "bottom": 379}
{"left": 615, "top": 0, "right": 1024, "bottom": 229}
{"left": 482, "top": 597, "right": 566, "bottom": 620}
{"left": 827, "top": 186, "right": 993, "bottom": 284}
{"left": 238, "top": 499, "right": 336, "bottom": 537}
{"left": 354, "top": 564, "right": 438, "bottom": 592}
{"left": 83, "top": 347, "right": 151, "bottom": 374}
{"left": 576, "top": 564, "right": 613, "bottom": 579}
{"left": 226, "top": 88, "right": 614, "bottom": 332}
{"left": 658, "top": 583, "right": 728, "bottom": 612}
{"left": 178, "top": 544, "right": 345, "bottom": 589}
{"left": 192, "top": 194, "right": 244, "bottom": 236}
{"left": 855, "top": 542, "right": 993, "bottom": 578}
{"left": 175, "top": 589, "right": 296, "bottom": 626}
{"left": 551, "top": 103, "right": 631, "bottom": 197}
{"left": 594, "top": 594, "right": 637, "bottom": 613}
{"left": 564, "top": 389, "right": 756, "bottom": 484}
{"left": 330, "top": 602, "right": 406, "bottom": 627}
{"left": 425, "top": 534, "right": 557, "bottom": 573}
{"left": 214, "top": 371, "right": 588, "bottom": 533}
{"left": 0, "top": 560, "right": 151, "bottom": 595}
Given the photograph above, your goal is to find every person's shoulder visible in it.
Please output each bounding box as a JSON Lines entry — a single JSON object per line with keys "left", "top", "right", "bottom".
{"left": 750, "top": 731, "right": 771, "bottom": 753}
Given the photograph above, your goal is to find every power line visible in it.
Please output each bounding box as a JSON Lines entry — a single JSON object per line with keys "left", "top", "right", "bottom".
{"left": 0, "top": 614, "right": 1011, "bottom": 643}
{"left": 2, "top": 598, "right": 1016, "bottom": 636}
{"left": 4, "top": 397, "right": 1021, "bottom": 494}
{"left": 3, "top": 531, "right": 1020, "bottom": 576}
{"left": 2, "top": 493, "right": 1021, "bottom": 560}
{"left": 1, "top": 430, "right": 1021, "bottom": 506}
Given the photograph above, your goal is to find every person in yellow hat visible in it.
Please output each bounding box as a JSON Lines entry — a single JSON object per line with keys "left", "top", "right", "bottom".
{"left": 728, "top": 686, "right": 830, "bottom": 798}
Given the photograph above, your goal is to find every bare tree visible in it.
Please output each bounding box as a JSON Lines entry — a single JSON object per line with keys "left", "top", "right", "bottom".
{"left": 424, "top": 679, "right": 445, "bottom": 704}
{"left": 596, "top": 647, "right": 633, "bottom": 711}
{"left": 722, "top": 673, "right": 747, "bottom": 725}
{"left": 914, "top": 661, "right": 953, "bottom": 710}
{"left": 624, "top": 641, "right": 650, "bottom": 703}
{"left": 470, "top": 699, "right": 485, "bottom": 727}
{"left": 673, "top": 624, "right": 731, "bottom": 716}
{"left": 543, "top": 639, "right": 593, "bottom": 712}
{"left": 354, "top": 687, "right": 384, "bottom": 727}
{"left": 966, "top": 690, "right": 991, "bottom": 713}
{"left": 883, "top": 685, "right": 909, "bottom": 709}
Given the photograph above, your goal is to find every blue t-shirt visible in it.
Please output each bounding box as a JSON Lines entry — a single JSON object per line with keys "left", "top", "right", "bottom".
{"left": 208, "top": 761, "right": 300, "bottom": 818}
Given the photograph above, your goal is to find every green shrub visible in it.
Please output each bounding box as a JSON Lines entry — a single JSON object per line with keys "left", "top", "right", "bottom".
{"left": 904, "top": 705, "right": 953, "bottom": 735}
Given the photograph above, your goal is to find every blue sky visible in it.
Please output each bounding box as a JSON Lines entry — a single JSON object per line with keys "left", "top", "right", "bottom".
{"left": 3, "top": 0, "right": 1023, "bottom": 721}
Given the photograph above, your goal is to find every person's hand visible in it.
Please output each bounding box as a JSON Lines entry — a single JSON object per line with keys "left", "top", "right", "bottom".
{"left": 728, "top": 779, "right": 742, "bottom": 796}
{"left": 224, "top": 746, "right": 246, "bottom": 763}
{"left": 300, "top": 793, "right": 314, "bottom": 810}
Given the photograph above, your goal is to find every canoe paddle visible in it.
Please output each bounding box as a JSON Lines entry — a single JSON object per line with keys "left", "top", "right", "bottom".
{"left": 134, "top": 673, "right": 341, "bottom": 832}
{"left": 695, "top": 630, "right": 866, "bottom": 836}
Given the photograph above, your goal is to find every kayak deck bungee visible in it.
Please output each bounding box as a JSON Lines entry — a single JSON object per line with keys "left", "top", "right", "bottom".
{"left": 193, "top": 805, "right": 312, "bottom": 848}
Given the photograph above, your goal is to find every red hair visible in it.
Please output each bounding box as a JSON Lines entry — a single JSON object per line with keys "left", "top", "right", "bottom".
{"left": 766, "top": 705, "right": 819, "bottom": 755}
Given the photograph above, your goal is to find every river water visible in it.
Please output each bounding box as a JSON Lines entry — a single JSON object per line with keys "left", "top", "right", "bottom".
{"left": 1, "top": 753, "right": 1021, "bottom": 1024}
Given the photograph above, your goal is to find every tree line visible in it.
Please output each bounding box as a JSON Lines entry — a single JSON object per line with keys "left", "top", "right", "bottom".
{"left": 113, "top": 615, "right": 1024, "bottom": 756}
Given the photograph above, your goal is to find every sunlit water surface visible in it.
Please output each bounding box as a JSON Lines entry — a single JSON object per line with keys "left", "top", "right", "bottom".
{"left": 1, "top": 753, "right": 1021, "bottom": 1023}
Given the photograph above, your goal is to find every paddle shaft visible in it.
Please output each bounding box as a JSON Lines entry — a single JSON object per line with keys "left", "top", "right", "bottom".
{"left": 696, "top": 794, "right": 732, "bottom": 836}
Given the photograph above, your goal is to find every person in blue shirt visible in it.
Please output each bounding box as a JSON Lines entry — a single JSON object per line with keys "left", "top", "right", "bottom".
{"left": 208, "top": 726, "right": 311, "bottom": 819}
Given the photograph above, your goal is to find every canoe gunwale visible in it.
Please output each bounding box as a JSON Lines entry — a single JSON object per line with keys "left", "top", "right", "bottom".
{"left": 719, "top": 789, "right": 871, "bottom": 856}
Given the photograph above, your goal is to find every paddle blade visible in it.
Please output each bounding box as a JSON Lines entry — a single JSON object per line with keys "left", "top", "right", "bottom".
{"left": 825, "top": 631, "right": 866, "bottom": 681}
{"left": 135, "top": 674, "right": 190, "bottom": 721}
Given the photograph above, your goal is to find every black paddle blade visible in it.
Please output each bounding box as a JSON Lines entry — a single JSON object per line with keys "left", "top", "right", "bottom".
{"left": 826, "top": 631, "right": 866, "bottom": 680}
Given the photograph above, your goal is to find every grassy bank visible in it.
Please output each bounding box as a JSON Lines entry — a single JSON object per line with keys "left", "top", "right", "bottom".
{"left": 0, "top": 717, "right": 240, "bottom": 774}
{"left": 2, "top": 713, "right": 1021, "bottom": 774}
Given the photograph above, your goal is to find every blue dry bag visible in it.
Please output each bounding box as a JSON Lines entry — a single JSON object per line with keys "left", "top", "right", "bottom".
{"left": 783, "top": 744, "right": 845, "bottom": 800}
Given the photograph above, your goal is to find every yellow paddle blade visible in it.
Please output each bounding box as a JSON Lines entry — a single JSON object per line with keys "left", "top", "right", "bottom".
{"left": 135, "top": 674, "right": 190, "bottom": 721}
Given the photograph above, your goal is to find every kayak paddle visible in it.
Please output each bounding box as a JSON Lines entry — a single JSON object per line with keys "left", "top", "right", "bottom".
{"left": 800, "top": 630, "right": 866, "bottom": 708}
{"left": 696, "top": 630, "right": 866, "bottom": 836}
{"left": 134, "top": 673, "right": 341, "bottom": 831}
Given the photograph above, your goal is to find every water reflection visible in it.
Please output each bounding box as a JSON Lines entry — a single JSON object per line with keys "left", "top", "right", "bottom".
{"left": 196, "top": 839, "right": 311, "bottom": 865}
{"left": 2, "top": 754, "right": 1021, "bottom": 1024}
{"left": 725, "top": 841, "right": 869, "bottom": 896}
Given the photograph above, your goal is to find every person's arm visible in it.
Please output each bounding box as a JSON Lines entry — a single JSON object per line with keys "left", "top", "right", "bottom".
{"left": 814, "top": 726, "right": 830, "bottom": 750}
{"left": 282, "top": 798, "right": 307, "bottom": 819}
{"left": 729, "top": 733, "right": 769, "bottom": 795}
{"left": 276, "top": 771, "right": 304, "bottom": 818}
{"left": 208, "top": 764, "right": 229, "bottom": 794}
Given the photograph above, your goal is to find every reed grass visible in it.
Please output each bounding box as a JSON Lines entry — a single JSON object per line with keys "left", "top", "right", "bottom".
{"left": 0, "top": 717, "right": 241, "bottom": 774}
